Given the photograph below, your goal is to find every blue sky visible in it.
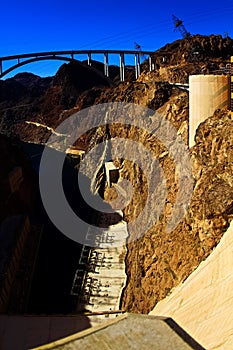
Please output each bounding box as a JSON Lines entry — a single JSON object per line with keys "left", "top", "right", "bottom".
{"left": 1, "top": 0, "right": 233, "bottom": 78}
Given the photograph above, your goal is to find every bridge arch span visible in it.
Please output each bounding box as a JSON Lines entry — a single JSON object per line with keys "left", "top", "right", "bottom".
{"left": 0, "top": 56, "right": 76, "bottom": 79}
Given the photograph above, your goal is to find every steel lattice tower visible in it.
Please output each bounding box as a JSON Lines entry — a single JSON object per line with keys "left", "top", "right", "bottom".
{"left": 172, "top": 15, "right": 191, "bottom": 39}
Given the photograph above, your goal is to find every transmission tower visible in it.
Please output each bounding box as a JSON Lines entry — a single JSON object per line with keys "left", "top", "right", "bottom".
{"left": 172, "top": 14, "right": 191, "bottom": 39}
{"left": 134, "top": 42, "right": 141, "bottom": 51}
{"left": 134, "top": 42, "right": 146, "bottom": 60}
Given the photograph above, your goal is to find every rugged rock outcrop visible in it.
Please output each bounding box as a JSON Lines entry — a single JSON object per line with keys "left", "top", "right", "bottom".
{"left": 0, "top": 61, "right": 112, "bottom": 142}
{"left": 120, "top": 109, "right": 233, "bottom": 313}
{"left": 0, "top": 73, "right": 51, "bottom": 107}
{"left": 52, "top": 60, "right": 112, "bottom": 108}
{"left": 0, "top": 73, "right": 51, "bottom": 139}
{"left": 145, "top": 34, "right": 233, "bottom": 83}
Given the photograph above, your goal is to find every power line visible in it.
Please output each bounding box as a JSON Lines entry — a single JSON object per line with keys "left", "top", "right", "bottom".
{"left": 77, "top": 4, "right": 233, "bottom": 50}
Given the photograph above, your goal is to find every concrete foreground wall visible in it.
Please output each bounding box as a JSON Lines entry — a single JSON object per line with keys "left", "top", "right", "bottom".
{"left": 150, "top": 220, "right": 233, "bottom": 349}
{"left": 189, "top": 75, "right": 230, "bottom": 147}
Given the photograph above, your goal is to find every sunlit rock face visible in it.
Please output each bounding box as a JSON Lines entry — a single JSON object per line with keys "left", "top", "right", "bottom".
{"left": 147, "top": 34, "right": 233, "bottom": 83}
{"left": 118, "top": 109, "right": 233, "bottom": 314}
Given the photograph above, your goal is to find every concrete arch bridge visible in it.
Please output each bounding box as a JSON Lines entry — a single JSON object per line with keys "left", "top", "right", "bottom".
{"left": 0, "top": 49, "right": 155, "bottom": 81}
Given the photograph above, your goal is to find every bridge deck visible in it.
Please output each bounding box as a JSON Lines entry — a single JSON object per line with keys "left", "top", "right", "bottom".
{"left": 0, "top": 50, "right": 154, "bottom": 62}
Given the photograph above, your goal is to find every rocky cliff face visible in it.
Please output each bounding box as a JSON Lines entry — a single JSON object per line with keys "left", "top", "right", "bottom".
{"left": 0, "top": 62, "right": 112, "bottom": 143}
{"left": 119, "top": 109, "right": 233, "bottom": 313}
{"left": 146, "top": 34, "right": 233, "bottom": 83}
{"left": 0, "top": 73, "right": 51, "bottom": 140}
{"left": 155, "top": 34, "right": 233, "bottom": 64}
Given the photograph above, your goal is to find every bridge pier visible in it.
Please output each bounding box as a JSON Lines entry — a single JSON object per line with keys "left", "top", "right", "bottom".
{"left": 137, "top": 54, "right": 141, "bottom": 78}
{"left": 104, "top": 53, "right": 109, "bottom": 77}
{"left": 231, "top": 56, "right": 233, "bottom": 112}
{"left": 135, "top": 53, "right": 141, "bottom": 79}
{"left": 120, "top": 53, "right": 125, "bottom": 82}
{"left": 135, "top": 55, "right": 138, "bottom": 79}
{"left": 88, "top": 53, "right": 92, "bottom": 66}
{"left": 149, "top": 56, "right": 152, "bottom": 72}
